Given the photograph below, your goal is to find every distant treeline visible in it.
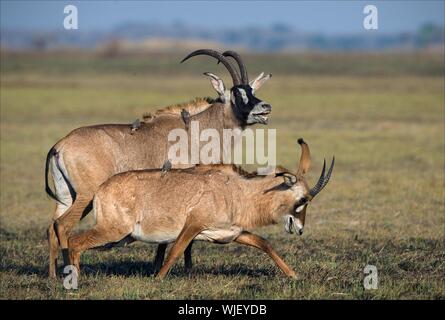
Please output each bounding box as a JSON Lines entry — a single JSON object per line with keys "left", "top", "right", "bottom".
{"left": 1, "top": 51, "right": 443, "bottom": 77}
{"left": 1, "top": 22, "right": 444, "bottom": 52}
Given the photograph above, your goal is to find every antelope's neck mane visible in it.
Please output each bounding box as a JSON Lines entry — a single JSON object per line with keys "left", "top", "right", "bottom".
{"left": 142, "top": 97, "right": 216, "bottom": 122}
{"left": 194, "top": 164, "right": 292, "bottom": 180}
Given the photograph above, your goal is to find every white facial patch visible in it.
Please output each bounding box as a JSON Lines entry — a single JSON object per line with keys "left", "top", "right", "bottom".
{"left": 294, "top": 218, "right": 304, "bottom": 231}
{"left": 223, "top": 90, "right": 231, "bottom": 104}
{"left": 295, "top": 204, "right": 305, "bottom": 213}
{"left": 237, "top": 88, "right": 249, "bottom": 104}
{"left": 292, "top": 185, "right": 305, "bottom": 201}
{"left": 283, "top": 214, "right": 304, "bottom": 234}
{"left": 284, "top": 214, "right": 293, "bottom": 233}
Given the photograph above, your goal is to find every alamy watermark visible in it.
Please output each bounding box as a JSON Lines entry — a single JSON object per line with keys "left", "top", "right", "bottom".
{"left": 363, "top": 264, "right": 378, "bottom": 290}
{"left": 63, "top": 265, "right": 78, "bottom": 290}
{"left": 63, "top": 4, "right": 378, "bottom": 32}
{"left": 63, "top": 5, "right": 78, "bottom": 30}
{"left": 167, "top": 122, "right": 277, "bottom": 174}
{"left": 363, "top": 5, "right": 378, "bottom": 30}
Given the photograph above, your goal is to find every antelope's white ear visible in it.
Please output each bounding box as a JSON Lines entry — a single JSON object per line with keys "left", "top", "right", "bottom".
{"left": 249, "top": 72, "right": 272, "bottom": 93}
{"left": 204, "top": 72, "right": 226, "bottom": 101}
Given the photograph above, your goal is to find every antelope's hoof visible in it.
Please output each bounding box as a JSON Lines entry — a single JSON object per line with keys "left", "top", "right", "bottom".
{"left": 288, "top": 271, "right": 298, "bottom": 279}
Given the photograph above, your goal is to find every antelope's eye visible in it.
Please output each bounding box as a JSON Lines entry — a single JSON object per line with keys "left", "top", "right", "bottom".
{"left": 299, "top": 197, "right": 307, "bottom": 205}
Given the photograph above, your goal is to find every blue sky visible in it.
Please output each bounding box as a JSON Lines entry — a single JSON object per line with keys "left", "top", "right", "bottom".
{"left": 1, "top": 1, "right": 444, "bottom": 34}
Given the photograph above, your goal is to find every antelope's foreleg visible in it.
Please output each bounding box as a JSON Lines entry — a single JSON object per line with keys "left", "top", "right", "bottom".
{"left": 156, "top": 224, "right": 202, "bottom": 279}
{"left": 235, "top": 231, "right": 296, "bottom": 278}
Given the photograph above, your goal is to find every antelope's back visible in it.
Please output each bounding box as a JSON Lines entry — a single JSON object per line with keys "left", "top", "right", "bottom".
{"left": 98, "top": 166, "right": 242, "bottom": 207}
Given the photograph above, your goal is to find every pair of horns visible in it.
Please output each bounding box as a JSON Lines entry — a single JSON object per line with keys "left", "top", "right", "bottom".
{"left": 181, "top": 49, "right": 248, "bottom": 86}
{"left": 276, "top": 138, "right": 335, "bottom": 198}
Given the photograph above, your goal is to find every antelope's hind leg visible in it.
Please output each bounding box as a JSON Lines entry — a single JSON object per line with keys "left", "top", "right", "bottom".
{"left": 48, "top": 223, "right": 59, "bottom": 278}
{"left": 48, "top": 200, "right": 74, "bottom": 279}
{"left": 54, "top": 195, "right": 93, "bottom": 266}
{"left": 69, "top": 227, "right": 131, "bottom": 274}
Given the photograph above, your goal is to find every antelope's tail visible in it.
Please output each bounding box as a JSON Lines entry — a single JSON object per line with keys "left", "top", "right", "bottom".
{"left": 45, "top": 147, "right": 63, "bottom": 204}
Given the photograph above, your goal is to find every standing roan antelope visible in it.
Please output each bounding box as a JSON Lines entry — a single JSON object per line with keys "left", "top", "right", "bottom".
{"left": 68, "top": 139, "right": 334, "bottom": 279}
{"left": 45, "top": 49, "right": 273, "bottom": 278}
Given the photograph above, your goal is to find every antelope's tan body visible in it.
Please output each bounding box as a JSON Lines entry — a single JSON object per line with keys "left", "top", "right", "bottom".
{"left": 92, "top": 167, "right": 291, "bottom": 244}
{"left": 69, "top": 165, "right": 299, "bottom": 278}
{"left": 68, "top": 140, "right": 334, "bottom": 279}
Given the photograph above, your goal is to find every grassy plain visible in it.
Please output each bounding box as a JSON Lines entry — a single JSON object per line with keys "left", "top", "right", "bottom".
{"left": 0, "top": 52, "right": 444, "bottom": 299}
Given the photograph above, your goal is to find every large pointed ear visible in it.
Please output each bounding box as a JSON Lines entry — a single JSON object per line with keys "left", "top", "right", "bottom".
{"left": 249, "top": 72, "right": 272, "bottom": 93}
{"left": 204, "top": 72, "right": 226, "bottom": 102}
{"left": 297, "top": 138, "right": 311, "bottom": 176}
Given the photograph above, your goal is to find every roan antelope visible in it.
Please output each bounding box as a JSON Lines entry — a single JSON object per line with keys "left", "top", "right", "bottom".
{"left": 45, "top": 49, "right": 273, "bottom": 278}
{"left": 68, "top": 139, "right": 334, "bottom": 279}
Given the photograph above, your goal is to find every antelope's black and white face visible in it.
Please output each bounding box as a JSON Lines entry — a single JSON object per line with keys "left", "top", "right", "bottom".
{"left": 284, "top": 180, "right": 310, "bottom": 236}
{"left": 181, "top": 49, "right": 272, "bottom": 125}
{"left": 231, "top": 85, "right": 271, "bottom": 125}
{"left": 205, "top": 71, "right": 273, "bottom": 126}
{"left": 278, "top": 138, "right": 335, "bottom": 237}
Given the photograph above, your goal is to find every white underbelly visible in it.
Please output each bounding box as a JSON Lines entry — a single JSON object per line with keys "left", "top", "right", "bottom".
{"left": 195, "top": 226, "right": 243, "bottom": 244}
{"left": 131, "top": 223, "right": 179, "bottom": 244}
{"left": 130, "top": 223, "right": 243, "bottom": 245}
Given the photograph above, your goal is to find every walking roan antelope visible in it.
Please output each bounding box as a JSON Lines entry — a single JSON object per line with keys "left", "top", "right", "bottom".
{"left": 68, "top": 139, "right": 334, "bottom": 278}
{"left": 45, "top": 49, "right": 273, "bottom": 278}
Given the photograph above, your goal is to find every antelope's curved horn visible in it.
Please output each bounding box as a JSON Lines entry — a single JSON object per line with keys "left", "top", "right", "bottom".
{"left": 309, "top": 157, "right": 335, "bottom": 198}
{"left": 222, "top": 51, "right": 249, "bottom": 84}
{"left": 181, "top": 49, "right": 241, "bottom": 86}
{"left": 322, "top": 157, "right": 335, "bottom": 189}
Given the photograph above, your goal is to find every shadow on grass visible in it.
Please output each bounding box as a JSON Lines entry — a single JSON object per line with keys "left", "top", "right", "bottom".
{"left": 79, "top": 260, "right": 156, "bottom": 277}
{"left": 0, "top": 260, "right": 156, "bottom": 278}
{"left": 77, "top": 261, "right": 273, "bottom": 278}
{"left": 3, "top": 237, "right": 442, "bottom": 280}
{"left": 192, "top": 264, "right": 274, "bottom": 277}
{"left": 0, "top": 263, "right": 48, "bottom": 277}
{"left": 1, "top": 259, "right": 273, "bottom": 279}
